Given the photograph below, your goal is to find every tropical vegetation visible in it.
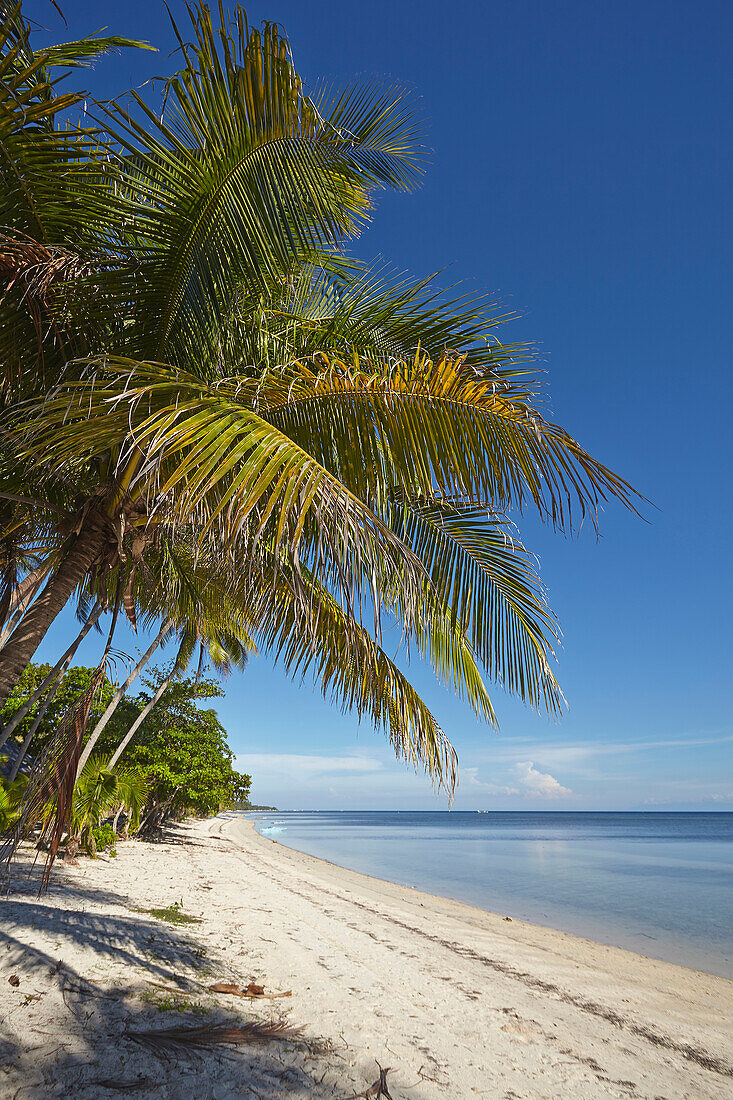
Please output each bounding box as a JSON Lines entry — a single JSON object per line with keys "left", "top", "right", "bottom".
{"left": 0, "top": 662, "right": 250, "bottom": 851}
{"left": 0, "top": 0, "right": 638, "bottom": 878}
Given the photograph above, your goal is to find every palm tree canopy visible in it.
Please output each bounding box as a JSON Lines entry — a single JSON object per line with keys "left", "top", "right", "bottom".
{"left": 0, "top": 2, "right": 643, "bottom": 796}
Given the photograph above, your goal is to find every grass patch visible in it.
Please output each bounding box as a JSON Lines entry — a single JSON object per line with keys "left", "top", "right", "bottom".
{"left": 141, "top": 991, "right": 207, "bottom": 1014}
{"left": 156, "top": 995, "right": 207, "bottom": 1014}
{"left": 146, "top": 899, "right": 202, "bottom": 926}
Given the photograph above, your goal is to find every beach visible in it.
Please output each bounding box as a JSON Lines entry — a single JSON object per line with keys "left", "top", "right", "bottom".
{"left": 1, "top": 815, "right": 731, "bottom": 1099}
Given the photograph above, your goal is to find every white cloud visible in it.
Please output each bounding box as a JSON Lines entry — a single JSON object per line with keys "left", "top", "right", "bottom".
{"left": 514, "top": 761, "right": 573, "bottom": 799}
{"left": 464, "top": 762, "right": 572, "bottom": 800}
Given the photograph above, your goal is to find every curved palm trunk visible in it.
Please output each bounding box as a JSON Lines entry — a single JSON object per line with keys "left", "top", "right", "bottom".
{"left": 108, "top": 635, "right": 186, "bottom": 770}
{"left": 0, "top": 601, "right": 103, "bottom": 753}
{"left": 0, "top": 524, "right": 107, "bottom": 708}
{"left": 7, "top": 655, "right": 72, "bottom": 781}
{"left": 107, "top": 675, "right": 171, "bottom": 770}
{"left": 75, "top": 620, "right": 172, "bottom": 779}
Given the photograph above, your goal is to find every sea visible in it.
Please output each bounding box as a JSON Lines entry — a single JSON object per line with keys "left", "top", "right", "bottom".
{"left": 247, "top": 810, "right": 733, "bottom": 979}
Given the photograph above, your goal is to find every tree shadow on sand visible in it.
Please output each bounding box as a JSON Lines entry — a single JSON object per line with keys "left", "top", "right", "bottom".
{"left": 0, "top": 855, "right": 426, "bottom": 1099}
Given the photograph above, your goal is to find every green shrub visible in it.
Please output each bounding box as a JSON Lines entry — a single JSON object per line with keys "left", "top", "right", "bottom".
{"left": 92, "top": 822, "right": 117, "bottom": 857}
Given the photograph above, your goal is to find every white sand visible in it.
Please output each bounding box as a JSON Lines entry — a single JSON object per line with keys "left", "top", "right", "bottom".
{"left": 1, "top": 813, "right": 731, "bottom": 1099}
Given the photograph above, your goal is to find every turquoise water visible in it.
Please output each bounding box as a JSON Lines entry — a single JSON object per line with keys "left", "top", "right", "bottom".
{"left": 248, "top": 811, "right": 733, "bottom": 978}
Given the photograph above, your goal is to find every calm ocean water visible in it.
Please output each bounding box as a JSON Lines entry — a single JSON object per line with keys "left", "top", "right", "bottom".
{"left": 248, "top": 811, "right": 733, "bottom": 978}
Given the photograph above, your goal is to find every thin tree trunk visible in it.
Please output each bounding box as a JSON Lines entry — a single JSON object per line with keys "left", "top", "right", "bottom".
{"left": 139, "top": 785, "right": 181, "bottom": 837}
{"left": 0, "top": 602, "right": 104, "bottom": 753}
{"left": 0, "top": 523, "right": 107, "bottom": 708}
{"left": 7, "top": 655, "right": 71, "bottom": 782}
{"left": 76, "top": 620, "right": 172, "bottom": 778}
{"left": 107, "top": 675, "right": 171, "bottom": 770}
{"left": 108, "top": 635, "right": 186, "bottom": 770}
{"left": 0, "top": 565, "right": 49, "bottom": 644}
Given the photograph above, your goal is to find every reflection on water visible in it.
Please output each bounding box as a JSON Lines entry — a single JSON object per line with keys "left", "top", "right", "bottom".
{"left": 247, "top": 811, "right": 733, "bottom": 979}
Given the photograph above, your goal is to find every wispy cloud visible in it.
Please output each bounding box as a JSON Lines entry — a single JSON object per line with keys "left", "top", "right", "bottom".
{"left": 234, "top": 750, "right": 442, "bottom": 808}
{"left": 465, "top": 768, "right": 519, "bottom": 796}
{"left": 645, "top": 791, "right": 733, "bottom": 805}
{"left": 470, "top": 733, "right": 733, "bottom": 771}
{"left": 235, "top": 752, "right": 384, "bottom": 778}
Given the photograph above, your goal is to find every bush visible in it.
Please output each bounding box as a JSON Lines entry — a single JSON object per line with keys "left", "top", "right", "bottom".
{"left": 92, "top": 822, "right": 117, "bottom": 857}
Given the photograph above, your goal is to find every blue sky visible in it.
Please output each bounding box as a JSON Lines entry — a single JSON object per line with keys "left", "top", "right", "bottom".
{"left": 28, "top": 0, "right": 732, "bottom": 810}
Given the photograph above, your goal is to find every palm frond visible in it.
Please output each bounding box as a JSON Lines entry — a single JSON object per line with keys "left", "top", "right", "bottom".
{"left": 245, "top": 350, "right": 642, "bottom": 529}
{"left": 219, "top": 260, "right": 520, "bottom": 380}
{"left": 388, "top": 495, "right": 564, "bottom": 714}
{"left": 99, "top": 3, "right": 423, "bottom": 369}
{"left": 126, "top": 1018, "right": 301, "bottom": 1053}
{"left": 8, "top": 359, "right": 436, "bottom": 638}
{"left": 35, "top": 35, "right": 155, "bottom": 70}
{"left": 245, "top": 559, "right": 460, "bottom": 791}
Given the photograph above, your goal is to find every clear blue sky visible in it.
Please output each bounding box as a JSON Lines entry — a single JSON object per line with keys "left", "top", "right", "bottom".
{"left": 29, "top": 0, "right": 732, "bottom": 810}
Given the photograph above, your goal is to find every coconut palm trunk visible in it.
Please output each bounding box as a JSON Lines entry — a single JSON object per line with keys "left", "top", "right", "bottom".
{"left": 75, "top": 620, "right": 172, "bottom": 778}
{"left": 0, "top": 524, "right": 107, "bottom": 708}
{"left": 0, "top": 601, "right": 104, "bottom": 752}
{"left": 108, "top": 636, "right": 187, "bottom": 769}
{"left": 107, "top": 681, "right": 169, "bottom": 769}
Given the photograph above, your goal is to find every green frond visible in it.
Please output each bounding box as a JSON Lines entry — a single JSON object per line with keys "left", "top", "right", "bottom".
{"left": 99, "top": 3, "right": 423, "bottom": 368}
{"left": 248, "top": 562, "right": 458, "bottom": 792}
{"left": 35, "top": 35, "right": 155, "bottom": 70}
{"left": 219, "top": 261, "right": 519, "bottom": 379}
{"left": 113, "top": 768, "right": 149, "bottom": 831}
{"left": 9, "top": 359, "right": 436, "bottom": 640}
{"left": 0, "top": 6, "right": 150, "bottom": 388}
{"left": 387, "top": 495, "right": 564, "bottom": 715}
{"left": 72, "top": 755, "right": 119, "bottom": 831}
{"left": 243, "top": 350, "right": 642, "bottom": 529}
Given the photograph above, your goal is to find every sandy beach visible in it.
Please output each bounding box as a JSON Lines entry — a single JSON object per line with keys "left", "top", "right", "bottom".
{"left": 1, "top": 814, "right": 731, "bottom": 1099}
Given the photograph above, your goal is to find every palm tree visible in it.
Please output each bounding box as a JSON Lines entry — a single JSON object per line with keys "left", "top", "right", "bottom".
{"left": 0, "top": 2, "right": 640, "bottom": 801}
{"left": 0, "top": 762, "right": 27, "bottom": 833}
{"left": 66, "top": 756, "right": 148, "bottom": 855}
{"left": 110, "top": 769, "right": 149, "bottom": 837}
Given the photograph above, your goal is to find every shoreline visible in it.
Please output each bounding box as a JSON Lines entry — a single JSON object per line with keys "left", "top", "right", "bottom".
{"left": 1, "top": 814, "right": 731, "bottom": 1098}
{"left": 220, "top": 816, "right": 733, "bottom": 1094}
{"left": 242, "top": 813, "right": 729, "bottom": 979}
{"left": 245, "top": 811, "right": 732, "bottom": 980}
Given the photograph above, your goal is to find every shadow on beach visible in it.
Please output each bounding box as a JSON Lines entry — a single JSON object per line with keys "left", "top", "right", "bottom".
{"left": 0, "top": 845, "right": 399, "bottom": 1100}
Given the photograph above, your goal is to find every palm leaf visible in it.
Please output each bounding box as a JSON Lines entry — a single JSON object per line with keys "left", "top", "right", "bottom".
{"left": 388, "top": 495, "right": 563, "bottom": 714}
{"left": 245, "top": 559, "right": 461, "bottom": 790}
{"left": 126, "top": 1019, "right": 301, "bottom": 1053}
{"left": 218, "top": 260, "right": 519, "bottom": 381}
{"left": 239, "top": 350, "right": 642, "bottom": 529}
{"left": 98, "top": 3, "right": 423, "bottom": 370}
{"left": 8, "top": 359, "right": 436, "bottom": 638}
